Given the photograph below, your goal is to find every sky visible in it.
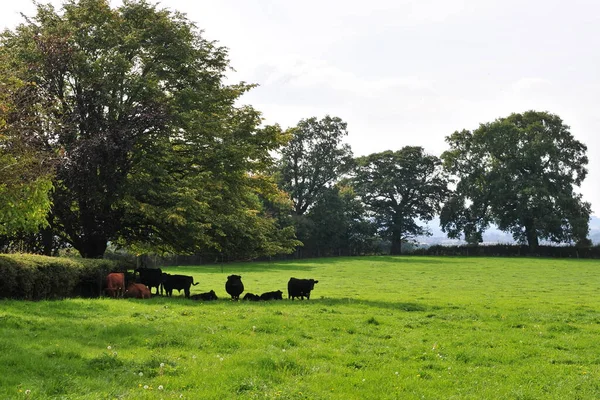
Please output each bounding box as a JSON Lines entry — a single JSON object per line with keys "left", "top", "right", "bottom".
{"left": 2, "top": 0, "right": 600, "bottom": 214}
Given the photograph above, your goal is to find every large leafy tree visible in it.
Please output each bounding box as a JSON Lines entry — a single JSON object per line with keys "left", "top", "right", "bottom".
{"left": 441, "top": 111, "right": 591, "bottom": 250}
{"left": 1, "top": 0, "right": 294, "bottom": 258}
{"left": 277, "top": 116, "right": 354, "bottom": 216}
{"left": 353, "top": 147, "right": 449, "bottom": 255}
{"left": 0, "top": 50, "right": 56, "bottom": 236}
{"left": 302, "top": 184, "right": 377, "bottom": 257}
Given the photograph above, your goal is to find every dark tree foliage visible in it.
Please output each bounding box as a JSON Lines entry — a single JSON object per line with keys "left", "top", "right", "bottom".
{"left": 441, "top": 111, "right": 591, "bottom": 251}
{"left": 301, "top": 185, "right": 378, "bottom": 257}
{"left": 353, "top": 147, "right": 449, "bottom": 255}
{"left": 1, "top": 0, "right": 296, "bottom": 258}
{"left": 277, "top": 115, "right": 354, "bottom": 216}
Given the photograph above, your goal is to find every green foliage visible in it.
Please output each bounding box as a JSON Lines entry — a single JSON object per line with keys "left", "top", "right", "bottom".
{"left": 1, "top": 0, "right": 292, "bottom": 258}
{"left": 2, "top": 257, "right": 600, "bottom": 399}
{"left": 0, "top": 178, "right": 53, "bottom": 236}
{"left": 0, "top": 254, "right": 119, "bottom": 299}
{"left": 353, "top": 147, "right": 449, "bottom": 254}
{"left": 0, "top": 50, "right": 55, "bottom": 235}
{"left": 277, "top": 115, "right": 354, "bottom": 216}
{"left": 300, "top": 185, "right": 378, "bottom": 256}
{"left": 442, "top": 111, "right": 591, "bottom": 249}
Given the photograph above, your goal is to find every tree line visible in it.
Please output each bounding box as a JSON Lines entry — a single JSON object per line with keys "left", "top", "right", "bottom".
{"left": 0, "top": 0, "right": 592, "bottom": 259}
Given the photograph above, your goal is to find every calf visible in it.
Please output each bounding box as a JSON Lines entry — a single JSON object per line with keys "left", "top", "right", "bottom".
{"left": 225, "top": 275, "right": 244, "bottom": 300}
{"left": 260, "top": 290, "right": 283, "bottom": 301}
{"left": 190, "top": 290, "right": 218, "bottom": 301}
{"left": 124, "top": 283, "right": 151, "bottom": 299}
{"left": 135, "top": 267, "right": 163, "bottom": 295}
{"left": 287, "top": 277, "right": 319, "bottom": 300}
{"left": 161, "top": 273, "right": 199, "bottom": 298}
{"left": 243, "top": 293, "right": 260, "bottom": 301}
{"left": 105, "top": 273, "right": 125, "bottom": 298}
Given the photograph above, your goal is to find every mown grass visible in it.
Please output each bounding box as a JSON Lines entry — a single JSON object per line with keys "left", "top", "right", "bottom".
{"left": 2, "top": 256, "right": 600, "bottom": 399}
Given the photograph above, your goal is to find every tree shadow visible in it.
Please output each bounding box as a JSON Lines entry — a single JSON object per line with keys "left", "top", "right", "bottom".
{"left": 290, "top": 297, "right": 436, "bottom": 312}
{"left": 164, "top": 262, "right": 317, "bottom": 274}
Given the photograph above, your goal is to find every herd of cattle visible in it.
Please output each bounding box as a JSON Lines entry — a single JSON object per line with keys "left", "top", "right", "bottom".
{"left": 104, "top": 268, "right": 319, "bottom": 302}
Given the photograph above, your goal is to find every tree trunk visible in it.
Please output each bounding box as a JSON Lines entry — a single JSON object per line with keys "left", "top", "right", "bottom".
{"left": 390, "top": 212, "right": 403, "bottom": 255}
{"left": 390, "top": 229, "right": 402, "bottom": 255}
{"left": 40, "top": 226, "right": 54, "bottom": 256}
{"left": 76, "top": 236, "right": 108, "bottom": 258}
{"left": 524, "top": 219, "right": 539, "bottom": 253}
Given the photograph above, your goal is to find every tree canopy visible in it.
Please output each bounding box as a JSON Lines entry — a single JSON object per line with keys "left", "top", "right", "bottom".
{"left": 441, "top": 110, "right": 591, "bottom": 250}
{"left": 0, "top": 49, "right": 56, "bottom": 236}
{"left": 353, "top": 147, "right": 449, "bottom": 254}
{"left": 277, "top": 115, "right": 354, "bottom": 216}
{"left": 1, "top": 0, "right": 296, "bottom": 258}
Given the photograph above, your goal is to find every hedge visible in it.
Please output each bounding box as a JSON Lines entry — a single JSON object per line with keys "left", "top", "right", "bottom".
{"left": 0, "top": 254, "right": 129, "bottom": 300}
{"left": 411, "top": 244, "right": 600, "bottom": 258}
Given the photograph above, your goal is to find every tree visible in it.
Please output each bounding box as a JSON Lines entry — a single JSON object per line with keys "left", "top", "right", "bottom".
{"left": 353, "top": 147, "right": 449, "bottom": 255}
{"left": 0, "top": 50, "right": 56, "bottom": 236}
{"left": 441, "top": 111, "right": 591, "bottom": 250}
{"left": 301, "top": 184, "right": 378, "bottom": 257}
{"left": 1, "top": 0, "right": 295, "bottom": 258}
{"left": 277, "top": 116, "right": 354, "bottom": 216}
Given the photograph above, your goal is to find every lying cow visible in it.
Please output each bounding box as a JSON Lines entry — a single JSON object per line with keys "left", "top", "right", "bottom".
{"left": 124, "top": 283, "right": 151, "bottom": 299}
{"left": 260, "top": 290, "right": 283, "bottom": 300}
{"left": 161, "top": 273, "right": 199, "bottom": 298}
{"left": 225, "top": 275, "right": 244, "bottom": 300}
{"left": 288, "top": 277, "right": 319, "bottom": 300}
{"left": 105, "top": 272, "right": 125, "bottom": 298}
{"left": 243, "top": 293, "right": 260, "bottom": 301}
{"left": 190, "top": 290, "right": 218, "bottom": 301}
{"left": 135, "top": 267, "right": 163, "bottom": 295}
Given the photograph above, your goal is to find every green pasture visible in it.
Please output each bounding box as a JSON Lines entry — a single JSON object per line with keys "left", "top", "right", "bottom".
{"left": 2, "top": 256, "right": 600, "bottom": 399}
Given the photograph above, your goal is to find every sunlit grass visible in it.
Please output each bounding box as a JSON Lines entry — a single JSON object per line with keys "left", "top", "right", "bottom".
{"left": 2, "top": 256, "right": 600, "bottom": 399}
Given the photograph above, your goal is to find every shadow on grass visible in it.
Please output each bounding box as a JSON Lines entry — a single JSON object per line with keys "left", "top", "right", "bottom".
{"left": 164, "top": 262, "right": 317, "bottom": 274}
{"left": 164, "top": 255, "right": 465, "bottom": 274}
{"left": 285, "top": 297, "right": 435, "bottom": 312}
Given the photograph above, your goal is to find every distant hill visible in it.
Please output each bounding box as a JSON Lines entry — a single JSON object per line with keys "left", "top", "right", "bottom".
{"left": 416, "top": 216, "right": 600, "bottom": 246}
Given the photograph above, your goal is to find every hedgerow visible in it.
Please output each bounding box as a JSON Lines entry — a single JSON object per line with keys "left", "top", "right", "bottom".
{"left": 0, "top": 254, "right": 125, "bottom": 300}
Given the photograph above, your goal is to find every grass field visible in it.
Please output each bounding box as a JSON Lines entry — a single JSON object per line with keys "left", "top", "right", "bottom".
{"left": 2, "top": 256, "right": 600, "bottom": 399}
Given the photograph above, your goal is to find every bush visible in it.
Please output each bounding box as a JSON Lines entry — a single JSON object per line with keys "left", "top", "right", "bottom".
{"left": 0, "top": 254, "right": 125, "bottom": 300}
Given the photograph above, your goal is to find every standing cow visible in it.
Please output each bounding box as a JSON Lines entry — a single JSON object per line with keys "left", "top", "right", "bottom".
{"left": 135, "top": 268, "right": 163, "bottom": 295}
{"left": 225, "top": 275, "right": 244, "bottom": 300}
{"left": 105, "top": 273, "right": 125, "bottom": 298}
{"left": 161, "top": 273, "right": 199, "bottom": 298}
{"left": 287, "top": 278, "right": 319, "bottom": 300}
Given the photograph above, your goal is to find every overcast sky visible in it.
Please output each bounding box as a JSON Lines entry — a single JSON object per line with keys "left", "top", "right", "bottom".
{"left": 3, "top": 0, "right": 600, "bottom": 214}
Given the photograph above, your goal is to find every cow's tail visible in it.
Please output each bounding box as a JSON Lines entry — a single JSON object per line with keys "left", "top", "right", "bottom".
{"left": 192, "top": 282, "right": 199, "bottom": 286}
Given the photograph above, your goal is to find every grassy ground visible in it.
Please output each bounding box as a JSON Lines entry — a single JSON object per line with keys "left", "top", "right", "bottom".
{"left": 2, "top": 256, "right": 600, "bottom": 399}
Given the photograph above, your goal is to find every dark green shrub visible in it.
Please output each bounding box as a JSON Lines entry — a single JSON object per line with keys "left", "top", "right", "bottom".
{"left": 0, "top": 254, "right": 124, "bottom": 300}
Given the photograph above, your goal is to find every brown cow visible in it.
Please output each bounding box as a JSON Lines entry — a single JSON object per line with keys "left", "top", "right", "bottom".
{"left": 105, "top": 273, "right": 125, "bottom": 298}
{"left": 124, "top": 283, "right": 151, "bottom": 299}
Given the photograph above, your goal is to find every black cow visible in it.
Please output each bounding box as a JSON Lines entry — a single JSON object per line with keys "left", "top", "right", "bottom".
{"left": 135, "top": 268, "right": 163, "bottom": 295}
{"left": 190, "top": 290, "right": 218, "bottom": 301}
{"left": 243, "top": 293, "right": 260, "bottom": 301}
{"left": 288, "top": 277, "right": 319, "bottom": 300}
{"left": 161, "top": 273, "right": 199, "bottom": 298}
{"left": 225, "top": 275, "right": 244, "bottom": 300}
{"left": 260, "top": 290, "right": 283, "bottom": 300}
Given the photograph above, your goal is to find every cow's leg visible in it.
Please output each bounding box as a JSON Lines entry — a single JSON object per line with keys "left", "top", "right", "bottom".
{"left": 185, "top": 288, "right": 190, "bottom": 298}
